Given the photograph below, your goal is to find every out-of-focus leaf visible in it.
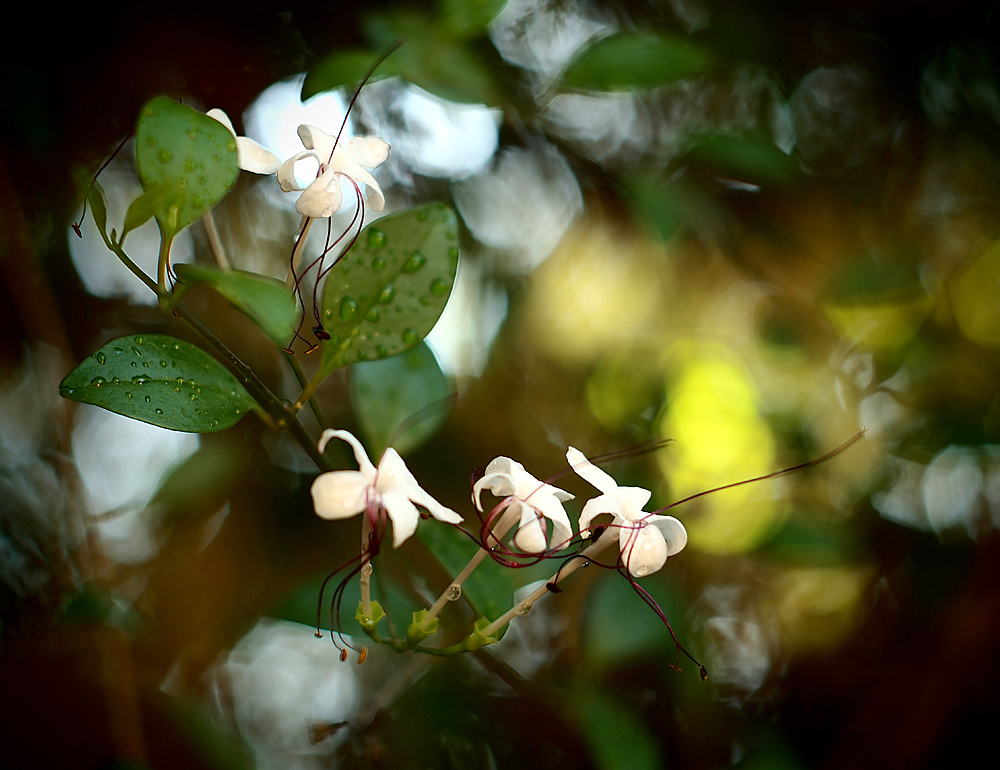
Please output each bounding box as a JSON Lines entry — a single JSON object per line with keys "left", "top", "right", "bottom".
{"left": 574, "top": 687, "right": 661, "bottom": 770}
{"left": 438, "top": 0, "right": 507, "bottom": 38}
{"left": 351, "top": 341, "right": 451, "bottom": 456}
{"left": 173, "top": 264, "right": 297, "bottom": 347}
{"left": 303, "top": 15, "right": 500, "bottom": 104}
{"left": 318, "top": 204, "right": 460, "bottom": 376}
{"left": 562, "top": 31, "right": 712, "bottom": 91}
{"left": 135, "top": 97, "right": 239, "bottom": 240}
{"left": 583, "top": 575, "right": 692, "bottom": 667}
{"left": 59, "top": 335, "right": 257, "bottom": 432}
{"left": 685, "top": 134, "right": 799, "bottom": 186}
{"left": 628, "top": 177, "right": 688, "bottom": 241}
{"left": 151, "top": 438, "right": 243, "bottom": 516}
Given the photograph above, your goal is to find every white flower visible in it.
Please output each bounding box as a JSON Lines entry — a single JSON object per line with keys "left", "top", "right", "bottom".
{"left": 473, "top": 457, "right": 574, "bottom": 552}
{"left": 206, "top": 109, "right": 281, "bottom": 175}
{"left": 277, "top": 125, "right": 390, "bottom": 218}
{"left": 567, "top": 447, "right": 687, "bottom": 577}
{"left": 311, "top": 430, "right": 461, "bottom": 548}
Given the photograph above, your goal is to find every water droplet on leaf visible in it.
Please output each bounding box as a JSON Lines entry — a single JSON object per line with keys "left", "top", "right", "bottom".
{"left": 402, "top": 253, "right": 426, "bottom": 273}
{"left": 401, "top": 328, "right": 418, "bottom": 345}
{"left": 339, "top": 297, "right": 359, "bottom": 321}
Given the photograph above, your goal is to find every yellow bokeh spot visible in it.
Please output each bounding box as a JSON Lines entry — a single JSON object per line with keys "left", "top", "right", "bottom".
{"left": 526, "top": 219, "right": 665, "bottom": 365}
{"left": 774, "top": 566, "right": 870, "bottom": 654}
{"left": 951, "top": 238, "right": 1000, "bottom": 347}
{"left": 825, "top": 294, "right": 933, "bottom": 352}
{"left": 658, "top": 343, "right": 780, "bottom": 554}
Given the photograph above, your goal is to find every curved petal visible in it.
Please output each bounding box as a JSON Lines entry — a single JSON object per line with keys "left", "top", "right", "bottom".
{"left": 380, "top": 489, "right": 421, "bottom": 547}
{"left": 297, "top": 124, "right": 336, "bottom": 161}
{"left": 619, "top": 522, "right": 667, "bottom": 577}
{"left": 512, "top": 502, "right": 548, "bottom": 553}
{"left": 206, "top": 108, "right": 236, "bottom": 135}
{"left": 647, "top": 514, "right": 687, "bottom": 556}
{"left": 344, "top": 136, "right": 390, "bottom": 167}
{"left": 406, "top": 483, "right": 463, "bottom": 525}
{"left": 532, "top": 493, "right": 573, "bottom": 549}
{"left": 207, "top": 109, "right": 280, "bottom": 174}
{"left": 473, "top": 471, "right": 518, "bottom": 511}
{"left": 318, "top": 429, "right": 376, "bottom": 479}
{"left": 295, "top": 168, "right": 344, "bottom": 218}
{"left": 578, "top": 494, "right": 620, "bottom": 533}
{"left": 235, "top": 137, "right": 281, "bottom": 175}
{"left": 377, "top": 448, "right": 463, "bottom": 526}
{"left": 614, "top": 486, "right": 653, "bottom": 520}
{"left": 566, "top": 446, "right": 619, "bottom": 495}
{"left": 277, "top": 150, "right": 319, "bottom": 192}
{"left": 310, "top": 470, "right": 370, "bottom": 520}
{"left": 332, "top": 161, "right": 385, "bottom": 212}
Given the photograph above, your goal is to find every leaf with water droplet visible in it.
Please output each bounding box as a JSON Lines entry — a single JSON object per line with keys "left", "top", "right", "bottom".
{"left": 59, "top": 334, "right": 258, "bottom": 432}
{"left": 135, "top": 97, "right": 238, "bottom": 240}
{"left": 173, "top": 264, "right": 296, "bottom": 347}
{"left": 351, "top": 341, "right": 450, "bottom": 456}
{"left": 318, "top": 203, "right": 459, "bottom": 376}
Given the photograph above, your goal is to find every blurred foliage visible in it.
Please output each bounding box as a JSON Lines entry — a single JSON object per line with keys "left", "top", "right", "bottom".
{"left": 5, "top": 0, "right": 1000, "bottom": 768}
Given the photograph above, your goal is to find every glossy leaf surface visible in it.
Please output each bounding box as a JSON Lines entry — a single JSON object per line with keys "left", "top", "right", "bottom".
{"left": 135, "top": 97, "right": 239, "bottom": 239}
{"left": 318, "top": 203, "right": 460, "bottom": 375}
{"left": 174, "top": 264, "right": 297, "bottom": 347}
{"left": 59, "top": 335, "right": 257, "bottom": 433}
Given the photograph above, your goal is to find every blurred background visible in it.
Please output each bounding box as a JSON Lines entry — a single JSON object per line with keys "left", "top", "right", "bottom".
{"left": 2, "top": 0, "right": 1000, "bottom": 768}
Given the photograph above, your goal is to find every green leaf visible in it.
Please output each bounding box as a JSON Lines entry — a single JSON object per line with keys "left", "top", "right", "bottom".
{"left": 88, "top": 179, "right": 109, "bottom": 239}
{"left": 59, "top": 334, "right": 257, "bottom": 433}
{"left": 317, "top": 203, "right": 460, "bottom": 376}
{"left": 135, "top": 97, "right": 239, "bottom": 240}
{"left": 685, "top": 134, "right": 799, "bottom": 186}
{"left": 303, "top": 14, "right": 500, "bottom": 104}
{"left": 350, "top": 341, "right": 451, "bottom": 456}
{"left": 562, "top": 31, "right": 712, "bottom": 91}
{"left": 121, "top": 181, "right": 180, "bottom": 242}
{"left": 173, "top": 264, "right": 297, "bottom": 347}
{"left": 438, "top": 0, "right": 507, "bottom": 38}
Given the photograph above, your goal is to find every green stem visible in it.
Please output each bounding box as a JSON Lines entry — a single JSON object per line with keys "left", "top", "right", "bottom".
{"left": 283, "top": 350, "right": 328, "bottom": 428}
{"left": 100, "top": 228, "right": 329, "bottom": 470}
{"left": 416, "top": 506, "right": 520, "bottom": 633}
{"left": 477, "top": 527, "right": 618, "bottom": 641}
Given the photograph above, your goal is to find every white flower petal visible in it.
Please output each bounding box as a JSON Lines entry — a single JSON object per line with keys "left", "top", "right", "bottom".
{"left": 619, "top": 522, "right": 668, "bottom": 577}
{"left": 532, "top": 493, "right": 573, "bottom": 549}
{"left": 344, "top": 136, "right": 390, "bottom": 167}
{"left": 295, "top": 167, "right": 344, "bottom": 218}
{"left": 647, "top": 514, "right": 687, "bottom": 556}
{"left": 380, "top": 489, "right": 421, "bottom": 547}
{"left": 297, "top": 124, "right": 337, "bottom": 161}
{"left": 567, "top": 446, "right": 619, "bottom": 495}
{"left": 578, "top": 493, "right": 620, "bottom": 532}
{"left": 310, "top": 470, "right": 370, "bottom": 520}
{"left": 235, "top": 137, "right": 280, "bottom": 175}
{"left": 513, "top": 503, "right": 548, "bottom": 553}
{"left": 615, "top": 486, "right": 653, "bottom": 519}
{"left": 318, "top": 429, "right": 376, "bottom": 479}
{"left": 207, "top": 108, "right": 281, "bottom": 175}
{"left": 277, "top": 150, "right": 319, "bottom": 192}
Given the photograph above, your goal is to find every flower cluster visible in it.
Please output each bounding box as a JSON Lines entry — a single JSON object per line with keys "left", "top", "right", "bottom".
{"left": 311, "top": 430, "right": 687, "bottom": 578}
{"left": 208, "top": 110, "right": 390, "bottom": 219}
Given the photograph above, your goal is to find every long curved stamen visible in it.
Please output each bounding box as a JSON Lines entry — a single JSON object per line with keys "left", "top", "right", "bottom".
{"left": 620, "top": 566, "right": 708, "bottom": 679}
{"left": 72, "top": 132, "right": 134, "bottom": 237}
